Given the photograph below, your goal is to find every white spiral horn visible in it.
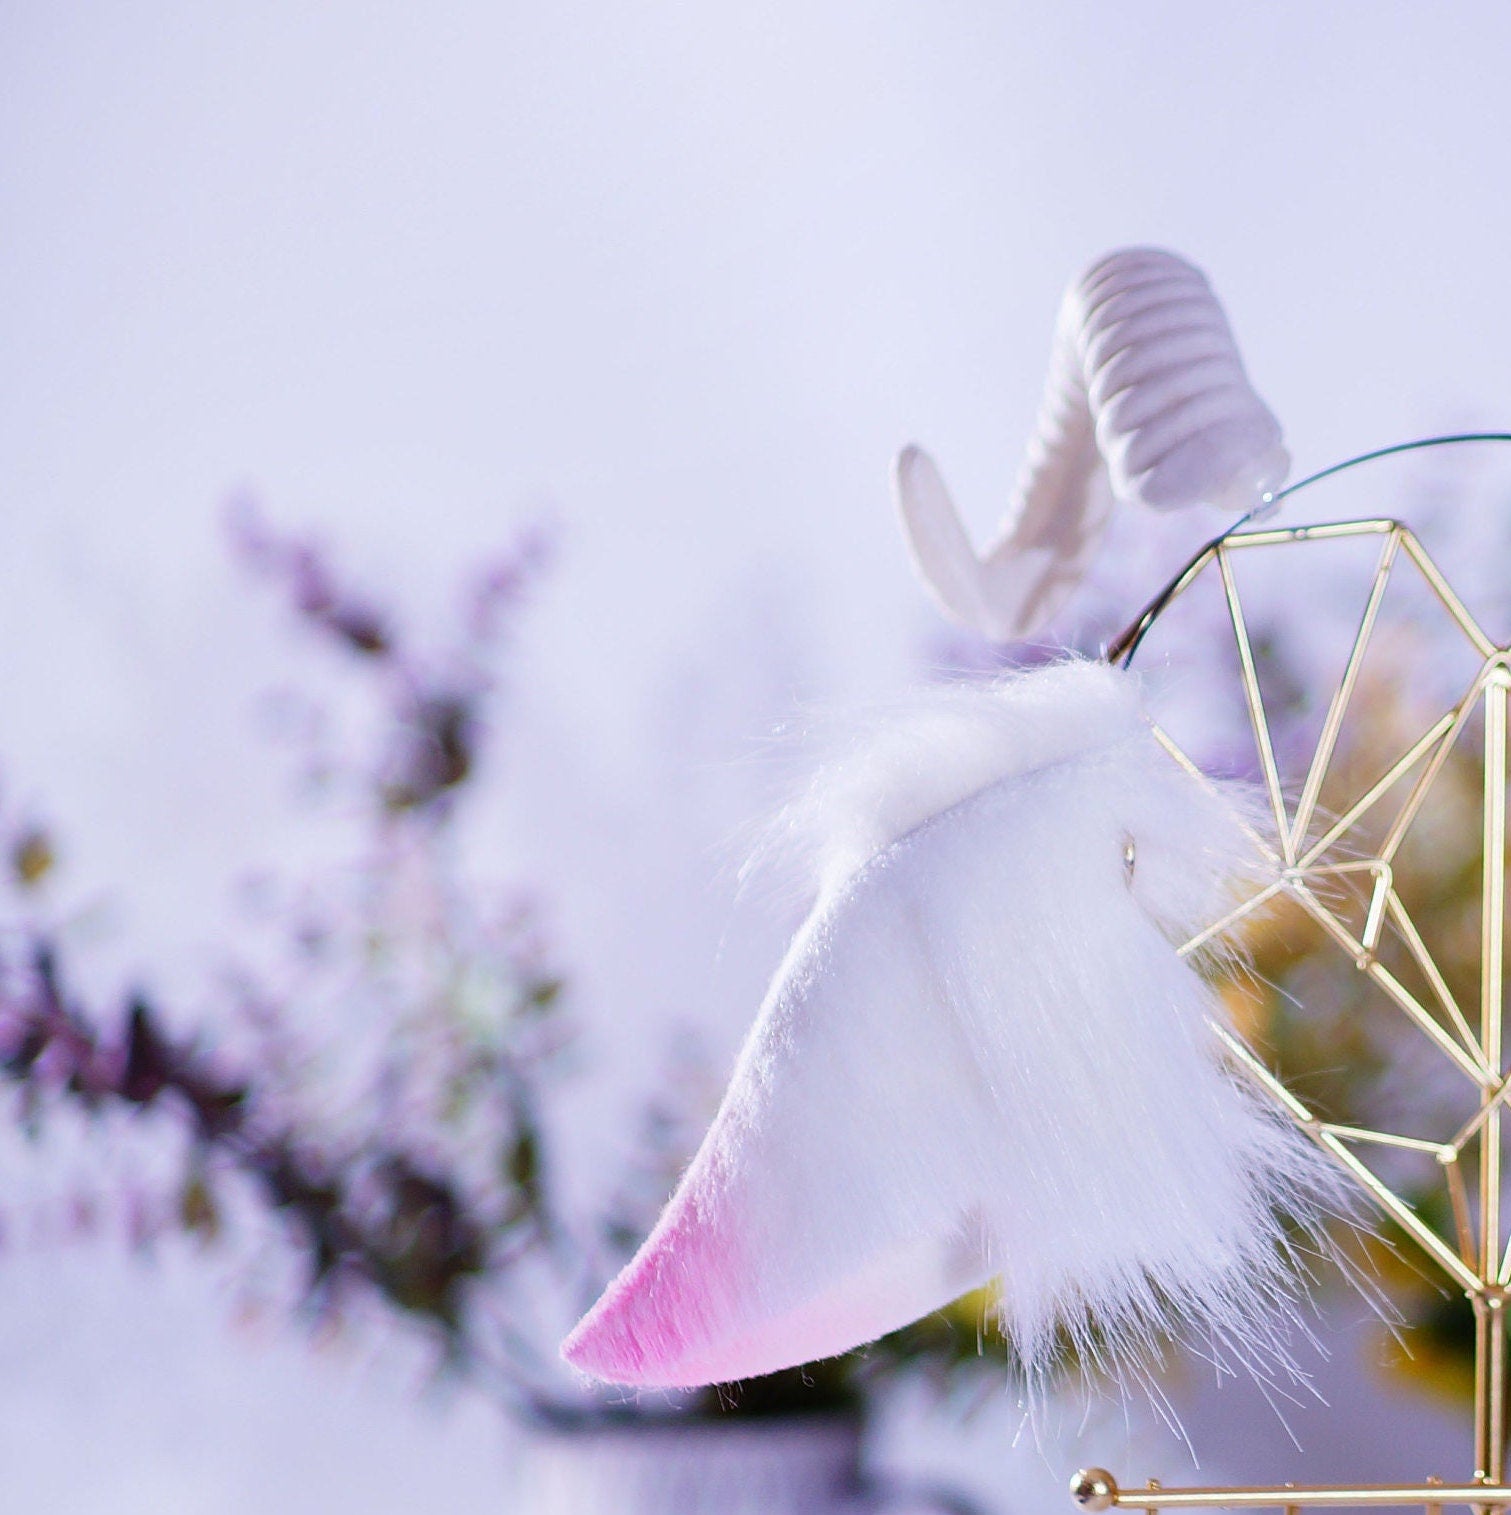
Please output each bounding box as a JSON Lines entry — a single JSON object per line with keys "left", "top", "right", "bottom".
{"left": 895, "top": 247, "right": 1290, "bottom": 642}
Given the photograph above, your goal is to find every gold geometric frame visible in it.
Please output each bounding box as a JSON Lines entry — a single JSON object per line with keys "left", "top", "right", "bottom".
{"left": 1073, "top": 489, "right": 1511, "bottom": 1515}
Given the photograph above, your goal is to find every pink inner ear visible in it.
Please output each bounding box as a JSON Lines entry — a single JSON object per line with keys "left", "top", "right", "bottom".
{"left": 561, "top": 1190, "right": 746, "bottom": 1386}
{"left": 561, "top": 1145, "right": 985, "bottom": 1390}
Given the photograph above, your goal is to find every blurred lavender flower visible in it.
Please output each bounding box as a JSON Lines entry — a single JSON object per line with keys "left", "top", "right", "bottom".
{"left": 0, "top": 506, "right": 581, "bottom": 1419}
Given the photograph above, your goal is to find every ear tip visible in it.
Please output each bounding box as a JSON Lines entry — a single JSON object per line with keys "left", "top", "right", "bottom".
{"left": 560, "top": 1286, "right": 665, "bottom": 1384}
{"left": 558, "top": 1306, "right": 632, "bottom": 1379}
{"left": 558, "top": 1314, "right": 599, "bottom": 1371}
{"left": 558, "top": 1198, "right": 746, "bottom": 1386}
{"left": 559, "top": 1294, "right": 723, "bottom": 1389}
{"left": 891, "top": 442, "right": 932, "bottom": 493}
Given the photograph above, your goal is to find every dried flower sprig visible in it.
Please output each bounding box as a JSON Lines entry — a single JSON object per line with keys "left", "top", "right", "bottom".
{"left": 0, "top": 942, "right": 495, "bottom": 1334}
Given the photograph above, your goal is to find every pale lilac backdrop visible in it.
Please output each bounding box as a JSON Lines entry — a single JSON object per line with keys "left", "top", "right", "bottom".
{"left": 2, "top": 4, "right": 1509, "bottom": 1508}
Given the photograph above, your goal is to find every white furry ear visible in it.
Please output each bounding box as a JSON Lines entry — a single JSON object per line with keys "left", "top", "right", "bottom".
{"left": 562, "top": 662, "right": 1338, "bottom": 1391}
{"left": 896, "top": 247, "right": 1289, "bottom": 641}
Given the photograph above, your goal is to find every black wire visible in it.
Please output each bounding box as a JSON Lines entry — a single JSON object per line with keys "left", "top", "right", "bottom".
{"left": 1272, "top": 431, "right": 1511, "bottom": 504}
{"left": 1105, "top": 432, "right": 1511, "bottom": 668}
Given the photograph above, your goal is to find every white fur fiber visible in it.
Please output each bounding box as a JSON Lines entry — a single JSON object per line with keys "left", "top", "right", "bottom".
{"left": 563, "top": 661, "right": 1347, "bottom": 1395}
{"left": 895, "top": 246, "right": 1290, "bottom": 641}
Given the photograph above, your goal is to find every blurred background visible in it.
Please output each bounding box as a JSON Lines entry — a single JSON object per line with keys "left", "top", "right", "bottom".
{"left": 6, "top": 4, "right": 1511, "bottom": 1511}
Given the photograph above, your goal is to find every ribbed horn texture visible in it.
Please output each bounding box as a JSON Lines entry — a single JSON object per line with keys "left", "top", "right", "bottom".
{"left": 895, "top": 247, "right": 1289, "bottom": 641}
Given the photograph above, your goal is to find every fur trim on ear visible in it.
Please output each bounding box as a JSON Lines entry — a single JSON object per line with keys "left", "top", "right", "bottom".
{"left": 756, "top": 660, "right": 1144, "bottom": 900}
{"left": 563, "top": 662, "right": 1349, "bottom": 1395}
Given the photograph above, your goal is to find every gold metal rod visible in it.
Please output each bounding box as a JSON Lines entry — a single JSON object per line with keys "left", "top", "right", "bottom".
{"left": 1299, "top": 712, "right": 1459, "bottom": 872}
{"left": 1176, "top": 880, "right": 1285, "bottom": 960}
{"left": 1494, "top": 1307, "right": 1508, "bottom": 1486}
{"left": 1289, "top": 532, "right": 1401, "bottom": 852}
{"left": 1480, "top": 672, "right": 1507, "bottom": 1476}
{"left": 1211, "top": 1023, "right": 1314, "bottom": 1120}
{"left": 1400, "top": 530, "right": 1499, "bottom": 659}
{"left": 1223, "top": 518, "right": 1401, "bottom": 549}
{"left": 1151, "top": 724, "right": 1283, "bottom": 866}
{"left": 1485, "top": 674, "right": 1508, "bottom": 1229}
{"left": 1449, "top": 1077, "right": 1511, "bottom": 1156}
{"left": 1080, "top": 495, "right": 1511, "bottom": 1515}
{"left": 1107, "top": 543, "right": 1226, "bottom": 666}
{"left": 1388, "top": 891, "right": 1482, "bottom": 1062}
{"left": 1213, "top": 1024, "right": 1483, "bottom": 1292}
{"left": 1478, "top": 1295, "right": 1495, "bottom": 1484}
{"left": 1220, "top": 546, "right": 1292, "bottom": 860}
{"left": 1308, "top": 859, "right": 1401, "bottom": 876}
{"left": 1089, "top": 1482, "right": 1511, "bottom": 1509}
{"left": 1315, "top": 1122, "right": 1455, "bottom": 1159}
{"left": 1309, "top": 1125, "right": 1480, "bottom": 1293}
{"left": 1109, "top": 521, "right": 1400, "bottom": 672}
{"left": 1287, "top": 882, "right": 1494, "bottom": 1086}
{"left": 1447, "top": 1153, "right": 1480, "bottom": 1268}
{"left": 1362, "top": 866, "right": 1393, "bottom": 953}
{"left": 1379, "top": 672, "right": 1496, "bottom": 867}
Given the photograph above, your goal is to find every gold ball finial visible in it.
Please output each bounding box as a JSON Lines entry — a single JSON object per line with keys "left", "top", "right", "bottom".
{"left": 1071, "top": 1469, "right": 1118, "bottom": 1511}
